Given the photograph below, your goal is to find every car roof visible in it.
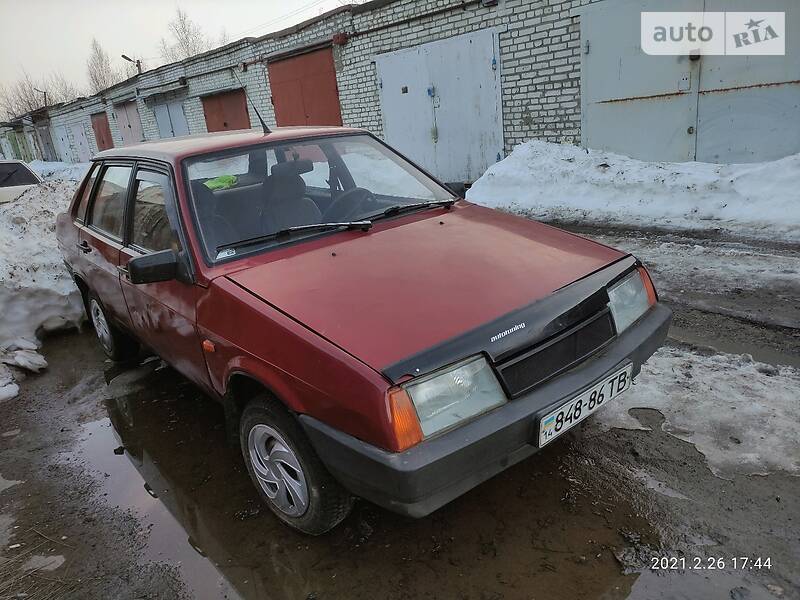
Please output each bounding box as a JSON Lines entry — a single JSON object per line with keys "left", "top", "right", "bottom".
{"left": 0, "top": 159, "right": 25, "bottom": 164}
{"left": 94, "top": 126, "right": 367, "bottom": 164}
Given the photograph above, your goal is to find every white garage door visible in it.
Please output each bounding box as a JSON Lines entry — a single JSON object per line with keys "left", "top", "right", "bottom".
{"left": 375, "top": 29, "right": 504, "bottom": 184}
{"left": 154, "top": 100, "right": 190, "bottom": 138}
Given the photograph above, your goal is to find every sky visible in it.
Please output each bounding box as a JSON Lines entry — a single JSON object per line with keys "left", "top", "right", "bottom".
{"left": 0, "top": 0, "right": 356, "bottom": 91}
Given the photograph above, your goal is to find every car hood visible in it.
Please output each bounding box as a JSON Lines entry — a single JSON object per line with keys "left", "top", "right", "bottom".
{"left": 227, "top": 202, "right": 625, "bottom": 372}
{"left": 0, "top": 184, "right": 36, "bottom": 204}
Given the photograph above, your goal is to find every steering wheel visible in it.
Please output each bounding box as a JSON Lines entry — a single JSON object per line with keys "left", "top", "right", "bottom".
{"left": 322, "top": 187, "right": 375, "bottom": 222}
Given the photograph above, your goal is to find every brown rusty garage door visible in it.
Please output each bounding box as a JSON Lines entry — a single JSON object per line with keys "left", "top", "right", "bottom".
{"left": 90, "top": 112, "right": 114, "bottom": 151}
{"left": 201, "top": 89, "right": 251, "bottom": 132}
{"left": 268, "top": 47, "right": 343, "bottom": 127}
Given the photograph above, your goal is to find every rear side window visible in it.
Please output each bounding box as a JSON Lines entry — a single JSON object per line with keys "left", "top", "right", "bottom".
{"left": 89, "top": 165, "right": 132, "bottom": 239}
{"left": 130, "top": 171, "right": 180, "bottom": 253}
{"left": 0, "top": 162, "right": 38, "bottom": 187}
{"left": 74, "top": 164, "right": 99, "bottom": 223}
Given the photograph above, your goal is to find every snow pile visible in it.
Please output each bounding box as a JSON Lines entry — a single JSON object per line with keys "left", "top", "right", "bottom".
{"left": 0, "top": 177, "right": 85, "bottom": 400}
{"left": 467, "top": 141, "right": 800, "bottom": 241}
{"left": 596, "top": 346, "right": 800, "bottom": 477}
{"left": 28, "top": 160, "right": 90, "bottom": 182}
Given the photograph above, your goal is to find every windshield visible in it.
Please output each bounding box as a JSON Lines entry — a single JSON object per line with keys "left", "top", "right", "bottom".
{"left": 183, "top": 134, "right": 455, "bottom": 262}
{"left": 0, "top": 163, "right": 39, "bottom": 187}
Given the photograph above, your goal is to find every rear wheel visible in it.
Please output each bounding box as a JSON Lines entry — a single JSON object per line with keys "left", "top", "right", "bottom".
{"left": 240, "top": 396, "right": 353, "bottom": 535}
{"left": 88, "top": 295, "right": 139, "bottom": 362}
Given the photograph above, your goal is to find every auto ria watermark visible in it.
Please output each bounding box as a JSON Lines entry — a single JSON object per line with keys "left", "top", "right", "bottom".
{"left": 641, "top": 12, "right": 785, "bottom": 55}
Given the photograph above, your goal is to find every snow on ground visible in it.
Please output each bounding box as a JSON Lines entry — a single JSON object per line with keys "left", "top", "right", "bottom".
{"left": 28, "top": 160, "right": 90, "bottom": 182}
{"left": 594, "top": 346, "right": 800, "bottom": 478}
{"left": 0, "top": 162, "right": 86, "bottom": 400}
{"left": 466, "top": 141, "right": 800, "bottom": 242}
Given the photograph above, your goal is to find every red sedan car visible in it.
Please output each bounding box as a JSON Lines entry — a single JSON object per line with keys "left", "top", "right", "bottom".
{"left": 57, "top": 127, "right": 671, "bottom": 534}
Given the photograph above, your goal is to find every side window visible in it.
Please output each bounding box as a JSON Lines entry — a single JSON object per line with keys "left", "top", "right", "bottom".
{"left": 89, "top": 165, "right": 132, "bottom": 239}
{"left": 130, "top": 171, "right": 180, "bottom": 253}
{"left": 74, "top": 163, "right": 99, "bottom": 223}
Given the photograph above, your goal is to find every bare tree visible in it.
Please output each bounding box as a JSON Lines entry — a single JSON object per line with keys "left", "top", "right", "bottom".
{"left": 0, "top": 71, "right": 46, "bottom": 118}
{"left": 87, "top": 38, "right": 122, "bottom": 94}
{"left": 159, "top": 7, "right": 227, "bottom": 63}
{"left": 46, "top": 72, "right": 84, "bottom": 104}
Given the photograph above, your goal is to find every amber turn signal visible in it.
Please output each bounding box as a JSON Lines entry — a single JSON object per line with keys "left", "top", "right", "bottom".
{"left": 637, "top": 266, "right": 658, "bottom": 306}
{"left": 387, "top": 387, "right": 424, "bottom": 452}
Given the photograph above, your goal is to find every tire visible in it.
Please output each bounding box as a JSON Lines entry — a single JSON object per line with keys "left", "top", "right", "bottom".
{"left": 240, "top": 395, "right": 353, "bottom": 535}
{"left": 87, "top": 294, "right": 139, "bottom": 362}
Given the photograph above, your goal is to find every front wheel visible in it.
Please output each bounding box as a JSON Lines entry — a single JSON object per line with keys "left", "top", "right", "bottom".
{"left": 240, "top": 396, "right": 353, "bottom": 535}
{"left": 87, "top": 295, "right": 139, "bottom": 361}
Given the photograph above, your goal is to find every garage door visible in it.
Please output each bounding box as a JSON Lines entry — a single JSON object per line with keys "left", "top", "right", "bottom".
{"left": 267, "top": 47, "right": 343, "bottom": 127}
{"left": 580, "top": 0, "right": 799, "bottom": 162}
{"left": 115, "top": 101, "right": 144, "bottom": 146}
{"left": 69, "top": 122, "right": 92, "bottom": 162}
{"left": 51, "top": 125, "right": 71, "bottom": 162}
{"left": 154, "top": 100, "right": 190, "bottom": 138}
{"left": 201, "top": 89, "right": 251, "bottom": 132}
{"left": 91, "top": 112, "right": 114, "bottom": 151}
{"left": 375, "top": 29, "right": 504, "bottom": 184}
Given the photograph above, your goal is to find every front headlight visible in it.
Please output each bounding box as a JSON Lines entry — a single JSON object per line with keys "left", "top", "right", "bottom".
{"left": 608, "top": 268, "right": 656, "bottom": 333}
{"left": 404, "top": 356, "right": 507, "bottom": 437}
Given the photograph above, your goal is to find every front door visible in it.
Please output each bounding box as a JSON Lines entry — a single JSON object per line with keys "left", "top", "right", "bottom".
{"left": 118, "top": 167, "right": 209, "bottom": 388}
{"left": 268, "top": 47, "right": 343, "bottom": 126}
{"left": 82, "top": 163, "right": 133, "bottom": 327}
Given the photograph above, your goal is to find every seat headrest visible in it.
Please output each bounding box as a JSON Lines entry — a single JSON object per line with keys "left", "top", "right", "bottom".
{"left": 271, "top": 159, "right": 313, "bottom": 178}
{"left": 269, "top": 174, "right": 306, "bottom": 202}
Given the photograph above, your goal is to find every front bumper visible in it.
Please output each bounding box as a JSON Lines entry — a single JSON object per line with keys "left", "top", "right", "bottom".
{"left": 300, "top": 303, "right": 672, "bottom": 518}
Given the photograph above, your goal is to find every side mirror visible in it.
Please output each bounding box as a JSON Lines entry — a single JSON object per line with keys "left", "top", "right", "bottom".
{"left": 128, "top": 249, "right": 178, "bottom": 284}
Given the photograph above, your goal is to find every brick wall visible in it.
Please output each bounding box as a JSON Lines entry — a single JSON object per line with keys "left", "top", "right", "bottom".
{"left": 47, "top": 0, "right": 601, "bottom": 162}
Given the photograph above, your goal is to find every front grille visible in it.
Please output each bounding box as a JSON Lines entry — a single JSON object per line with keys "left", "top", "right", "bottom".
{"left": 496, "top": 309, "right": 615, "bottom": 398}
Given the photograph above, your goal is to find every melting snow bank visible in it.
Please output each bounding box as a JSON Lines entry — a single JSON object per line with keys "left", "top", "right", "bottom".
{"left": 466, "top": 141, "right": 800, "bottom": 242}
{"left": 28, "top": 160, "right": 90, "bottom": 182}
{"left": 0, "top": 174, "right": 86, "bottom": 401}
{"left": 595, "top": 346, "right": 800, "bottom": 478}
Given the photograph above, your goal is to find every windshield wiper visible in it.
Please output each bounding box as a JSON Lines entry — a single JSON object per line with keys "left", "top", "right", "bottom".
{"left": 367, "top": 199, "right": 456, "bottom": 221}
{"left": 216, "top": 221, "right": 373, "bottom": 253}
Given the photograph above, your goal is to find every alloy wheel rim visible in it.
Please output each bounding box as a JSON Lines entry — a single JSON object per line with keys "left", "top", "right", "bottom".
{"left": 248, "top": 424, "right": 309, "bottom": 517}
{"left": 89, "top": 299, "right": 113, "bottom": 353}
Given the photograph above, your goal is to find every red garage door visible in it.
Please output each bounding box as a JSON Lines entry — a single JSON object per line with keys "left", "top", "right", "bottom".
{"left": 268, "top": 47, "right": 343, "bottom": 127}
{"left": 90, "top": 112, "right": 114, "bottom": 151}
{"left": 201, "top": 89, "right": 251, "bottom": 132}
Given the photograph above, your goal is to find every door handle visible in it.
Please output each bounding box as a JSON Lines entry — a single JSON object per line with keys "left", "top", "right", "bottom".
{"left": 117, "top": 265, "right": 130, "bottom": 278}
{"left": 76, "top": 241, "right": 92, "bottom": 253}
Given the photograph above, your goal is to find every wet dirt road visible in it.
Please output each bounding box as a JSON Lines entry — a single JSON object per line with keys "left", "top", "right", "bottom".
{"left": 1, "top": 228, "right": 798, "bottom": 600}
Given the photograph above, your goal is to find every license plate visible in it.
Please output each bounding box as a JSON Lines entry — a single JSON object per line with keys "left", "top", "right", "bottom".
{"left": 538, "top": 364, "right": 633, "bottom": 447}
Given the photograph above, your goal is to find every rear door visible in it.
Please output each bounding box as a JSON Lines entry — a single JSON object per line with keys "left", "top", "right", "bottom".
{"left": 118, "top": 165, "right": 209, "bottom": 387}
{"left": 201, "top": 90, "right": 251, "bottom": 132}
{"left": 81, "top": 163, "right": 133, "bottom": 327}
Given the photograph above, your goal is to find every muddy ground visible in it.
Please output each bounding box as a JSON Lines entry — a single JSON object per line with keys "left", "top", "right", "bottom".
{"left": 1, "top": 226, "right": 798, "bottom": 600}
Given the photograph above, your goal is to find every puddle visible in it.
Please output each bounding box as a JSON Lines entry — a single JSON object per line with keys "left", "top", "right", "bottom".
{"left": 0, "top": 474, "right": 23, "bottom": 494}
{"left": 63, "top": 418, "right": 241, "bottom": 600}
{"left": 22, "top": 554, "right": 66, "bottom": 571}
{"left": 56, "top": 361, "right": 670, "bottom": 600}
